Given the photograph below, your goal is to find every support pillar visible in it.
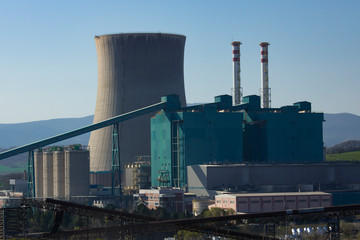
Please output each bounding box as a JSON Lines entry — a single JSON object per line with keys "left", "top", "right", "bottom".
{"left": 111, "top": 124, "right": 121, "bottom": 196}
{"left": 27, "top": 150, "right": 35, "bottom": 198}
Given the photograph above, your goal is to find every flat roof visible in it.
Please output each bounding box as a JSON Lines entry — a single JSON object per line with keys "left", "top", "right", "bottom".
{"left": 195, "top": 163, "right": 360, "bottom": 167}
{"left": 216, "top": 192, "right": 331, "bottom": 198}
{"left": 139, "top": 188, "right": 184, "bottom": 194}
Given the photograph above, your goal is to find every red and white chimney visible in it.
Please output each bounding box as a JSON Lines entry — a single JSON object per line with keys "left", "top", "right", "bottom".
{"left": 260, "top": 42, "right": 271, "bottom": 108}
{"left": 231, "top": 41, "right": 242, "bottom": 105}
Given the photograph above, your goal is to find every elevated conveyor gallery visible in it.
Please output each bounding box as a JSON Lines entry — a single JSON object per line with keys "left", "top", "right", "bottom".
{"left": 0, "top": 95, "right": 180, "bottom": 196}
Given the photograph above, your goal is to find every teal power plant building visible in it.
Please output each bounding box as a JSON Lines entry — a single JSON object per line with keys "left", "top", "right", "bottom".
{"left": 151, "top": 94, "right": 323, "bottom": 188}
{"left": 150, "top": 42, "right": 360, "bottom": 205}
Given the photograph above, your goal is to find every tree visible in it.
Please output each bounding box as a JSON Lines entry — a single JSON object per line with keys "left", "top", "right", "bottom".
{"left": 134, "top": 204, "right": 151, "bottom": 217}
{"left": 176, "top": 230, "right": 203, "bottom": 240}
{"left": 199, "top": 207, "right": 234, "bottom": 217}
{"left": 151, "top": 207, "right": 170, "bottom": 219}
{"left": 104, "top": 203, "right": 117, "bottom": 211}
{"left": 327, "top": 140, "right": 360, "bottom": 154}
{"left": 39, "top": 210, "right": 54, "bottom": 232}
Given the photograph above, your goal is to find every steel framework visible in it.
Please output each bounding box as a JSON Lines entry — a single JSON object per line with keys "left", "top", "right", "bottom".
{"left": 0, "top": 101, "right": 167, "bottom": 161}
{"left": 27, "top": 150, "right": 35, "bottom": 197}
{"left": 0, "top": 207, "right": 27, "bottom": 239}
{"left": 0, "top": 100, "right": 167, "bottom": 197}
{"left": 111, "top": 123, "right": 121, "bottom": 195}
{"left": 17, "top": 198, "right": 360, "bottom": 239}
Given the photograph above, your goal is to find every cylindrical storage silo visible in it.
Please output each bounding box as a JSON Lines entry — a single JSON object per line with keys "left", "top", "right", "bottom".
{"left": 88, "top": 33, "right": 187, "bottom": 185}
{"left": 53, "top": 151, "right": 65, "bottom": 198}
{"left": 34, "top": 151, "right": 43, "bottom": 198}
{"left": 43, "top": 152, "right": 54, "bottom": 198}
{"left": 65, "top": 150, "right": 90, "bottom": 197}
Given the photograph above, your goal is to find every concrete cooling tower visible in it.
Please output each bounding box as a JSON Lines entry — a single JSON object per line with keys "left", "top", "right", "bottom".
{"left": 88, "top": 33, "right": 187, "bottom": 184}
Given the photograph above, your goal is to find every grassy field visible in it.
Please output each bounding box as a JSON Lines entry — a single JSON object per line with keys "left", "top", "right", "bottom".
{"left": 326, "top": 151, "right": 360, "bottom": 161}
{"left": 0, "top": 164, "right": 25, "bottom": 175}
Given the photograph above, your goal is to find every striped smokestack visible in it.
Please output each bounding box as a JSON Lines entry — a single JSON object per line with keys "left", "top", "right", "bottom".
{"left": 260, "top": 42, "right": 271, "bottom": 108}
{"left": 231, "top": 41, "right": 242, "bottom": 105}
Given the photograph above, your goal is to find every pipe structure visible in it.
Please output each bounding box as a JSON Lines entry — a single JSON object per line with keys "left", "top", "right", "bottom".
{"left": 231, "top": 41, "right": 242, "bottom": 105}
{"left": 88, "top": 33, "right": 187, "bottom": 178}
{"left": 260, "top": 42, "right": 271, "bottom": 108}
{"left": 0, "top": 101, "right": 167, "bottom": 161}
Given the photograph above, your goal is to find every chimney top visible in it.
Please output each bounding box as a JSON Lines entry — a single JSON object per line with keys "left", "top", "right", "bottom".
{"left": 231, "top": 41, "right": 242, "bottom": 46}
{"left": 259, "top": 42, "right": 270, "bottom": 47}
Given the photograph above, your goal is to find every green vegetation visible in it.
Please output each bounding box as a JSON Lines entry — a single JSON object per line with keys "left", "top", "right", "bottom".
{"left": 198, "top": 207, "right": 235, "bottom": 218}
{"left": 326, "top": 151, "right": 360, "bottom": 161}
{"left": 27, "top": 208, "right": 106, "bottom": 233}
{"left": 133, "top": 204, "right": 172, "bottom": 219}
{"left": 175, "top": 230, "right": 204, "bottom": 240}
{"left": 326, "top": 140, "right": 360, "bottom": 154}
{"left": 27, "top": 209, "right": 55, "bottom": 232}
{"left": 0, "top": 173, "right": 24, "bottom": 190}
{"left": 174, "top": 208, "right": 235, "bottom": 240}
{"left": 0, "top": 165, "right": 25, "bottom": 174}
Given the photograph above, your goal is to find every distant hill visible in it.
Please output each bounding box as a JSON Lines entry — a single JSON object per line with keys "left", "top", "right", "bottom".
{"left": 0, "top": 112, "right": 359, "bottom": 154}
{"left": 0, "top": 115, "right": 93, "bottom": 169}
{"left": 326, "top": 140, "right": 360, "bottom": 154}
{"left": 0, "top": 115, "right": 93, "bottom": 149}
{"left": 323, "top": 113, "right": 360, "bottom": 147}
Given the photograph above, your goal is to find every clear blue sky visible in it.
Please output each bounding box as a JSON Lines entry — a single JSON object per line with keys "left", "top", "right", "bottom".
{"left": 0, "top": 0, "right": 359, "bottom": 123}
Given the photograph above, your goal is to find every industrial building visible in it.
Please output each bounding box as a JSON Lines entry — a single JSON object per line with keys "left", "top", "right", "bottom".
{"left": 187, "top": 164, "right": 360, "bottom": 197}
{"left": 34, "top": 145, "right": 89, "bottom": 198}
{"left": 150, "top": 41, "right": 326, "bottom": 190}
{"left": 134, "top": 187, "right": 185, "bottom": 213}
{"left": 210, "top": 192, "right": 332, "bottom": 213}
{"left": 88, "top": 33, "right": 187, "bottom": 186}
{"left": 124, "top": 156, "right": 151, "bottom": 193}
{"left": 3, "top": 33, "right": 359, "bottom": 214}
{"left": 151, "top": 95, "right": 244, "bottom": 188}
{"left": 0, "top": 196, "right": 22, "bottom": 208}
{"left": 151, "top": 94, "right": 324, "bottom": 188}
